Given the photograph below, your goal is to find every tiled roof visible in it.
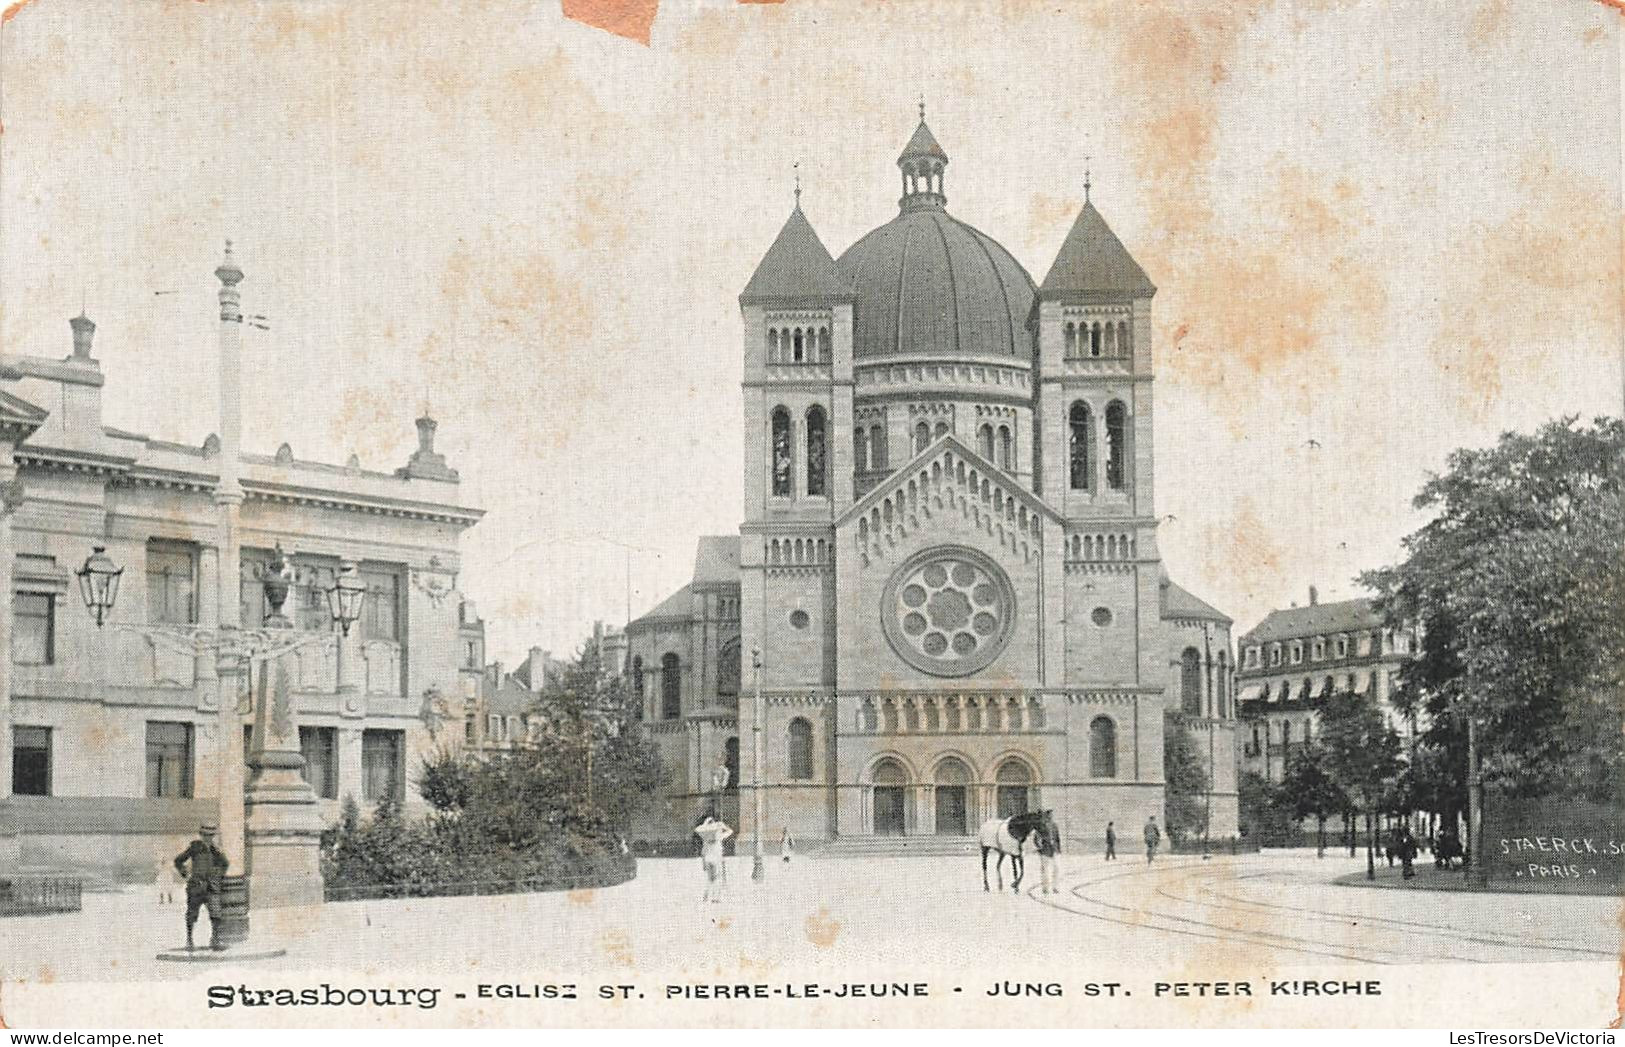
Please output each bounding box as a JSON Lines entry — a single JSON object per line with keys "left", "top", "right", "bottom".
{"left": 897, "top": 119, "right": 948, "bottom": 163}
{"left": 628, "top": 583, "right": 693, "bottom": 629}
{"left": 693, "top": 535, "right": 741, "bottom": 585}
{"left": 1038, "top": 201, "right": 1156, "bottom": 298}
{"left": 1241, "top": 598, "right": 1381, "bottom": 645}
{"left": 1160, "top": 577, "right": 1231, "bottom": 623}
{"left": 740, "top": 207, "right": 848, "bottom": 303}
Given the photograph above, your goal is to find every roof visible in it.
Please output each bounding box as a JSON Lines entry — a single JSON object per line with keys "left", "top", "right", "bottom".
{"left": 836, "top": 209, "right": 1037, "bottom": 360}
{"left": 628, "top": 583, "right": 694, "bottom": 630}
{"left": 1038, "top": 201, "right": 1156, "bottom": 299}
{"left": 693, "top": 535, "right": 741, "bottom": 585}
{"left": 1159, "top": 577, "right": 1231, "bottom": 623}
{"left": 740, "top": 207, "right": 848, "bottom": 304}
{"left": 1241, "top": 597, "right": 1381, "bottom": 645}
{"left": 897, "top": 119, "right": 948, "bottom": 164}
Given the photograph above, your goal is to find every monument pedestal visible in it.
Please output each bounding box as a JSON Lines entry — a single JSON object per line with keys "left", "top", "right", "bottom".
{"left": 245, "top": 752, "right": 326, "bottom": 910}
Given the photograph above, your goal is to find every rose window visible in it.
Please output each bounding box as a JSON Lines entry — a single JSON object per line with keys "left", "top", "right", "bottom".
{"left": 882, "top": 546, "right": 1016, "bottom": 677}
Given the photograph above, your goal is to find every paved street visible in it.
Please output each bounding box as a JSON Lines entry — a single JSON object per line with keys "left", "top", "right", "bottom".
{"left": 4, "top": 849, "right": 1615, "bottom": 988}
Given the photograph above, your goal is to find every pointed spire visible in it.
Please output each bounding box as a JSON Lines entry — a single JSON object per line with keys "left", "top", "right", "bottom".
{"left": 1038, "top": 200, "right": 1156, "bottom": 299}
{"left": 740, "top": 205, "right": 847, "bottom": 305}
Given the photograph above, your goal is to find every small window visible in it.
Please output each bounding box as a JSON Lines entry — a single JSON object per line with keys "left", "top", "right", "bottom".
{"left": 1269, "top": 645, "right": 1282, "bottom": 667}
{"left": 1290, "top": 643, "right": 1303, "bottom": 665}
{"left": 362, "top": 729, "right": 405, "bottom": 802}
{"left": 661, "top": 653, "right": 681, "bottom": 720}
{"left": 299, "top": 726, "right": 338, "bottom": 799}
{"left": 1335, "top": 635, "right": 1349, "bottom": 658}
{"left": 12, "top": 593, "right": 54, "bottom": 666}
{"left": 146, "top": 544, "right": 197, "bottom": 625}
{"left": 145, "top": 721, "right": 194, "bottom": 798}
{"left": 361, "top": 567, "right": 401, "bottom": 642}
{"left": 1311, "top": 637, "right": 1325, "bottom": 661}
{"left": 772, "top": 407, "right": 794, "bottom": 497}
{"left": 1089, "top": 716, "right": 1117, "bottom": 778}
{"left": 12, "top": 726, "right": 50, "bottom": 796}
{"left": 913, "top": 421, "right": 930, "bottom": 454}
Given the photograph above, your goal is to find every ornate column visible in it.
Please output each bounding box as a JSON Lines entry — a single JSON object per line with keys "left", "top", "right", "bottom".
{"left": 243, "top": 548, "right": 324, "bottom": 910}
{"left": 213, "top": 242, "right": 250, "bottom": 883}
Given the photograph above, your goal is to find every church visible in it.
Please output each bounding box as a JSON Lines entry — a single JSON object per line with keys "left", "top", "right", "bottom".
{"left": 625, "top": 113, "right": 1239, "bottom": 852}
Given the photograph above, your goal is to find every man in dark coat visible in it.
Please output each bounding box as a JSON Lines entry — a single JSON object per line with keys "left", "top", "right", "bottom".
{"left": 1144, "top": 816, "right": 1162, "bottom": 864}
{"left": 174, "top": 823, "right": 229, "bottom": 951}
{"left": 1105, "top": 821, "right": 1117, "bottom": 861}
{"left": 1399, "top": 826, "right": 1419, "bottom": 880}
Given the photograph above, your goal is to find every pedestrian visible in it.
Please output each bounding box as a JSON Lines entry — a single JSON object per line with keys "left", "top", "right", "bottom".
{"left": 173, "top": 822, "right": 229, "bottom": 951}
{"left": 1399, "top": 826, "right": 1418, "bottom": 880}
{"left": 694, "top": 815, "right": 733, "bottom": 904}
{"left": 1143, "top": 816, "right": 1161, "bottom": 864}
{"left": 780, "top": 826, "right": 795, "bottom": 864}
{"left": 1036, "top": 820, "right": 1061, "bottom": 894}
{"left": 1104, "top": 820, "right": 1117, "bottom": 861}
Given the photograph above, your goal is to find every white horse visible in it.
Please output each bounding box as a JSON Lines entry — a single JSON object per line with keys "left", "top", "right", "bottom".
{"left": 978, "top": 811, "right": 1052, "bottom": 893}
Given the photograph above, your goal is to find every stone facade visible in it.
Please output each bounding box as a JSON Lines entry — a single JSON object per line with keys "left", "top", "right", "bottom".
{"left": 626, "top": 116, "right": 1240, "bottom": 851}
{"left": 1235, "top": 588, "right": 1419, "bottom": 783}
{"left": 1, "top": 294, "right": 482, "bottom": 883}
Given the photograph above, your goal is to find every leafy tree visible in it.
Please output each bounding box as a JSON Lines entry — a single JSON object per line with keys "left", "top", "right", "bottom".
{"left": 1318, "top": 690, "right": 1404, "bottom": 878}
{"left": 1278, "top": 741, "right": 1346, "bottom": 856}
{"left": 1363, "top": 417, "right": 1625, "bottom": 804}
{"left": 1163, "top": 711, "right": 1211, "bottom": 845}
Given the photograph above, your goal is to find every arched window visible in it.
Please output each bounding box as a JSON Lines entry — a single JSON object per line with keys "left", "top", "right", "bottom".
{"left": 933, "top": 421, "right": 948, "bottom": 439}
{"left": 1089, "top": 715, "right": 1117, "bottom": 778}
{"left": 716, "top": 637, "right": 741, "bottom": 696}
{"left": 723, "top": 737, "right": 739, "bottom": 792}
{"left": 995, "top": 760, "right": 1032, "bottom": 819}
{"left": 998, "top": 425, "right": 1013, "bottom": 469}
{"left": 660, "top": 652, "right": 681, "bottom": 720}
{"left": 854, "top": 426, "right": 869, "bottom": 472}
{"left": 1180, "top": 647, "right": 1202, "bottom": 716}
{"left": 977, "top": 423, "right": 994, "bottom": 459}
{"left": 771, "top": 407, "right": 793, "bottom": 496}
{"left": 1064, "top": 322, "right": 1077, "bottom": 357}
{"left": 1118, "top": 321, "right": 1131, "bottom": 356}
{"left": 1105, "top": 322, "right": 1117, "bottom": 356}
{"left": 787, "top": 717, "right": 813, "bottom": 779}
{"left": 767, "top": 328, "right": 779, "bottom": 363}
{"left": 869, "top": 424, "right": 887, "bottom": 470}
{"left": 818, "top": 328, "right": 831, "bottom": 362}
{"left": 1091, "top": 322, "right": 1102, "bottom": 357}
{"left": 806, "top": 405, "right": 827, "bottom": 496}
{"left": 1217, "top": 651, "right": 1230, "bottom": 718}
{"left": 914, "top": 421, "right": 930, "bottom": 454}
{"left": 1068, "top": 401, "right": 1093, "bottom": 491}
{"left": 792, "top": 329, "right": 804, "bottom": 363}
{"left": 1105, "top": 401, "right": 1128, "bottom": 490}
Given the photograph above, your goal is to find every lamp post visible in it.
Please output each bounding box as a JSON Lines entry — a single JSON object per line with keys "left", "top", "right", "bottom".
{"left": 750, "top": 645, "right": 765, "bottom": 883}
{"left": 75, "top": 546, "right": 123, "bottom": 627}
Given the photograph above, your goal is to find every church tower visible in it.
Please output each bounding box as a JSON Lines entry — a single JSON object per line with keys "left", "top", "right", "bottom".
{"left": 1033, "top": 184, "right": 1165, "bottom": 690}
{"left": 738, "top": 190, "right": 852, "bottom": 695}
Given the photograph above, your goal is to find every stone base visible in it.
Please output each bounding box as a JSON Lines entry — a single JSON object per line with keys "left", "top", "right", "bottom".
{"left": 245, "top": 761, "right": 326, "bottom": 909}
{"left": 156, "top": 942, "right": 287, "bottom": 963}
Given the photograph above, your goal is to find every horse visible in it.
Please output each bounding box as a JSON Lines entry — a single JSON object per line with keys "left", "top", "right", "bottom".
{"left": 979, "top": 810, "right": 1057, "bottom": 893}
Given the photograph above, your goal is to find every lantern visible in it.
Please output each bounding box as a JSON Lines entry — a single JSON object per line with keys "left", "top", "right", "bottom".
{"left": 76, "top": 545, "right": 123, "bottom": 627}
{"left": 326, "top": 561, "right": 367, "bottom": 635}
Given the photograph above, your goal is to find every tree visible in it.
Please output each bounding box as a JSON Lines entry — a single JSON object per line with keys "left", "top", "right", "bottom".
{"left": 1363, "top": 417, "right": 1625, "bottom": 805}
{"left": 1318, "top": 691, "right": 1404, "bottom": 878}
{"left": 1278, "top": 742, "right": 1346, "bottom": 857}
{"left": 1163, "top": 712, "right": 1211, "bottom": 845}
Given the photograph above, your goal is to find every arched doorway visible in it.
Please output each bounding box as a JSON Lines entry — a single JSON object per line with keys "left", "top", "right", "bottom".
{"left": 934, "top": 757, "right": 972, "bottom": 836}
{"left": 872, "top": 758, "right": 908, "bottom": 836}
{"left": 995, "top": 759, "right": 1032, "bottom": 820}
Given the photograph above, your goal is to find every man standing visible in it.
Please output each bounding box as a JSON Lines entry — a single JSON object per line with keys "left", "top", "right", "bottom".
{"left": 174, "top": 823, "right": 229, "bottom": 951}
{"left": 1144, "top": 816, "right": 1162, "bottom": 864}
{"left": 1104, "top": 821, "right": 1117, "bottom": 861}
{"left": 1399, "top": 825, "right": 1418, "bottom": 881}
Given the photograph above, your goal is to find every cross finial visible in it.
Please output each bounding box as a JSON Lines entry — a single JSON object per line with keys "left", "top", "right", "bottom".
{"left": 1084, "top": 153, "right": 1092, "bottom": 204}
{"left": 793, "top": 160, "right": 801, "bottom": 209}
{"left": 918, "top": 95, "right": 926, "bottom": 122}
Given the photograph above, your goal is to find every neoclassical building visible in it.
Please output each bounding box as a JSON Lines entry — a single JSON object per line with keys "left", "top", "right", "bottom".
{"left": 626, "top": 115, "right": 1239, "bottom": 849}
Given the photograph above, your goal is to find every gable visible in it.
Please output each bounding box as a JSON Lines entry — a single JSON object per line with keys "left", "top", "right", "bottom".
{"left": 837, "top": 434, "right": 1058, "bottom": 571}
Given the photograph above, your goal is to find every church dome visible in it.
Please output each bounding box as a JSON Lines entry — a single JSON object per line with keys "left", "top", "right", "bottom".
{"left": 835, "top": 114, "right": 1036, "bottom": 361}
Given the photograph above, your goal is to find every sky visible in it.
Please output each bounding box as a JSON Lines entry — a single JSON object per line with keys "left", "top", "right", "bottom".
{"left": 0, "top": 0, "right": 1620, "bottom": 666}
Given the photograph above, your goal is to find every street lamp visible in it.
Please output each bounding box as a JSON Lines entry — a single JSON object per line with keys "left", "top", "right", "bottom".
{"left": 325, "top": 561, "right": 367, "bottom": 635}
{"left": 751, "top": 644, "right": 765, "bottom": 883}
{"left": 75, "top": 545, "right": 123, "bottom": 627}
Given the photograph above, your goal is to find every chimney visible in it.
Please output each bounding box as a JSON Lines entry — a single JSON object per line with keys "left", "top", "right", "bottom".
{"left": 1309, "top": 585, "right": 1319, "bottom": 606}
{"left": 398, "top": 413, "right": 459, "bottom": 480}
{"left": 69, "top": 313, "right": 96, "bottom": 360}
{"left": 527, "top": 646, "right": 547, "bottom": 691}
